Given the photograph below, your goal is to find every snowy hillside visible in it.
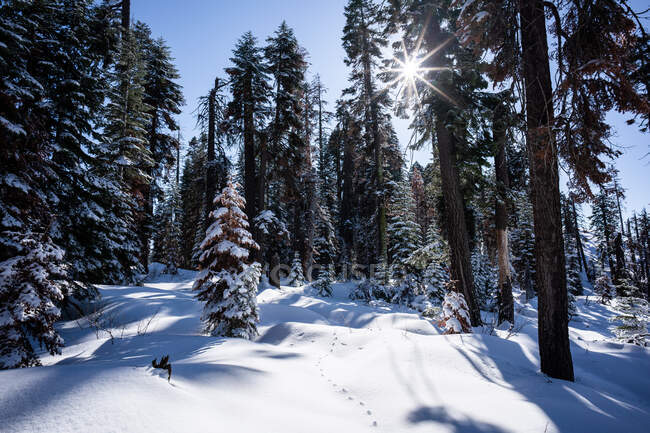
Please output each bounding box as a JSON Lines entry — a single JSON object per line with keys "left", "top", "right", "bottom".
{"left": 1, "top": 267, "right": 649, "bottom": 433}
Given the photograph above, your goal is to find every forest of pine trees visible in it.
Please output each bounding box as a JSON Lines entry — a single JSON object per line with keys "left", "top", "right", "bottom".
{"left": 0, "top": 0, "right": 648, "bottom": 387}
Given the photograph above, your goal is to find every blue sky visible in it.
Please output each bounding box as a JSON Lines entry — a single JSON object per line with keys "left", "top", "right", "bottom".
{"left": 132, "top": 0, "right": 648, "bottom": 217}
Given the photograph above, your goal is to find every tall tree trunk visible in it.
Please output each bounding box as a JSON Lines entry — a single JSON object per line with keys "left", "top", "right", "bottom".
{"left": 571, "top": 201, "right": 590, "bottom": 281}
{"left": 519, "top": 0, "right": 574, "bottom": 381}
{"left": 341, "top": 122, "right": 355, "bottom": 257}
{"left": 634, "top": 215, "right": 647, "bottom": 287}
{"left": 435, "top": 117, "right": 481, "bottom": 326}
{"left": 121, "top": 0, "right": 130, "bottom": 37}
{"left": 614, "top": 232, "right": 626, "bottom": 288}
{"left": 243, "top": 78, "right": 257, "bottom": 227}
{"left": 141, "top": 111, "right": 158, "bottom": 271}
{"left": 360, "top": 8, "right": 386, "bottom": 271}
{"left": 204, "top": 78, "right": 218, "bottom": 230}
{"left": 494, "top": 103, "right": 514, "bottom": 325}
{"left": 614, "top": 178, "right": 625, "bottom": 234}
{"left": 302, "top": 92, "right": 315, "bottom": 278}
{"left": 255, "top": 131, "right": 268, "bottom": 263}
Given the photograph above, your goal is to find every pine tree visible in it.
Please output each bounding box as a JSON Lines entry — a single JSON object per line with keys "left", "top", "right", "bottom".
{"left": 313, "top": 264, "right": 335, "bottom": 297}
{"left": 154, "top": 183, "right": 182, "bottom": 274}
{"left": 440, "top": 282, "right": 472, "bottom": 334}
{"left": 612, "top": 271, "right": 649, "bottom": 347}
{"left": 225, "top": 32, "right": 270, "bottom": 227}
{"left": 342, "top": 0, "right": 390, "bottom": 269}
{"left": 193, "top": 180, "right": 260, "bottom": 339}
{"left": 287, "top": 252, "right": 306, "bottom": 287}
{"left": 408, "top": 223, "right": 449, "bottom": 303}
{"left": 180, "top": 136, "right": 207, "bottom": 268}
{"left": 510, "top": 190, "right": 536, "bottom": 300}
{"left": 590, "top": 188, "right": 619, "bottom": 276}
{"left": 133, "top": 22, "right": 184, "bottom": 271}
{"left": 594, "top": 274, "right": 614, "bottom": 305}
{"left": 0, "top": 232, "right": 66, "bottom": 369}
{"left": 253, "top": 209, "right": 289, "bottom": 287}
{"left": 471, "top": 246, "right": 497, "bottom": 311}
{"left": 385, "top": 0, "right": 483, "bottom": 326}
{"left": 562, "top": 195, "right": 583, "bottom": 298}
{"left": 314, "top": 202, "right": 339, "bottom": 271}
{"left": 100, "top": 25, "right": 151, "bottom": 276}
{"left": 388, "top": 176, "right": 422, "bottom": 278}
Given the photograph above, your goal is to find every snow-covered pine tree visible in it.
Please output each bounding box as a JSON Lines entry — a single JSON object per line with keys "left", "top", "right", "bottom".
{"left": 388, "top": 176, "right": 422, "bottom": 280}
{"left": 440, "top": 281, "right": 472, "bottom": 335}
{"left": 612, "top": 270, "right": 649, "bottom": 346}
{"left": 471, "top": 245, "right": 497, "bottom": 311}
{"left": 562, "top": 195, "right": 582, "bottom": 318}
{"left": 408, "top": 223, "right": 449, "bottom": 303}
{"left": 225, "top": 32, "right": 270, "bottom": 236}
{"left": 510, "top": 190, "right": 536, "bottom": 300}
{"left": 180, "top": 136, "right": 207, "bottom": 269}
{"left": 0, "top": 232, "right": 67, "bottom": 369}
{"left": 193, "top": 180, "right": 260, "bottom": 339}
{"left": 100, "top": 23, "right": 151, "bottom": 279}
{"left": 313, "top": 264, "right": 335, "bottom": 297}
{"left": 314, "top": 202, "right": 339, "bottom": 272}
{"left": 133, "top": 22, "right": 184, "bottom": 270}
{"left": 254, "top": 209, "right": 289, "bottom": 287}
{"left": 594, "top": 274, "right": 615, "bottom": 304}
{"left": 154, "top": 183, "right": 182, "bottom": 274}
{"left": 342, "top": 0, "right": 391, "bottom": 270}
{"left": 287, "top": 252, "right": 306, "bottom": 287}
{"left": 590, "top": 187, "right": 619, "bottom": 277}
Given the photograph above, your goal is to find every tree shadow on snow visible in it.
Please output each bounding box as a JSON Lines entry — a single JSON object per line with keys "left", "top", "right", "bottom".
{"left": 444, "top": 334, "right": 650, "bottom": 433}
{"left": 407, "top": 406, "right": 508, "bottom": 433}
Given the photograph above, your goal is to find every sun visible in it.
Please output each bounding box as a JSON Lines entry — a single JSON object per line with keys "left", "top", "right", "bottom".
{"left": 380, "top": 37, "right": 456, "bottom": 108}
{"left": 401, "top": 58, "right": 419, "bottom": 81}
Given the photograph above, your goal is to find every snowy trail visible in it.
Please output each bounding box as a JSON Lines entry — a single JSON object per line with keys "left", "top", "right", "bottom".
{"left": 1, "top": 269, "right": 649, "bottom": 433}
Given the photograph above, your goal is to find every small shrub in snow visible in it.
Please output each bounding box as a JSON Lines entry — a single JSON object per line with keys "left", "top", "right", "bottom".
{"left": 152, "top": 355, "right": 172, "bottom": 382}
{"left": 439, "top": 282, "right": 472, "bottom": 334}
{"left": 193, "top": 180, "right": 260, "bottom": 339}
{"left": 287, "top": 252, "right": 305, "bottom": 287}
{"left": 350, "top": 278, "right": 389, "bottom": 302}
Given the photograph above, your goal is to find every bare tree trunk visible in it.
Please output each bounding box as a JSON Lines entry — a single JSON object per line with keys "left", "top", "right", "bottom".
{"left": 243, "top": 79, "right": 257, "bottom": 228}
{"left": 435, "top": 118, "right": 481, "bottom": 326}
{"left": 341, "top": 121, "right": 355, "bottom": 257}
{"left": 519, "top": 0, "right": 574, "bottom": 381}
{"left": 494, "top": 103, "right": 514, "bottom": 325}
{"left": 204, "top": 78, "right": 218, "bottom": 231}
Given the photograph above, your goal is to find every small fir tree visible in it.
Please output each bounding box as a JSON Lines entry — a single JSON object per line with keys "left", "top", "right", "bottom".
{"left": 439, "top": 281, "right": 472, "bottom": 335}
{"left": 287, "top": 252, "right": 305, "bottom": 287}
{"left": 611, "top": 271, "right": 649, "bottom": 346}
{"left": 594, "top": 274, "right": 615, "bottom": 304}
{"left": 193, "top": 180, "right": 260, "bottom": 339}
{"left": 313, "top": 264, "right": 335, "bottom": 297}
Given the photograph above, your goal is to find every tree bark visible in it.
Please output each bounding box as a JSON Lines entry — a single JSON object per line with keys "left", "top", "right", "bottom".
{"left": 519, "top": 0, "right": 574, "bottom": 381}
{"left": 435, "top": 117, "right": 481, "bottom": 326}
{"left": 341, "top": 120, "right": 355, "bottom": 258}
{"left": 204, "top": 78, "right": 218, "bottom": 230}
{"left": 494, "top": 102, "right": 514, "bottom": 325}
{"left": 243, "top": 76, "right": 257, "bottom": 227}
{"left": 121, "top": 0, "right": 130, "bottom": 36}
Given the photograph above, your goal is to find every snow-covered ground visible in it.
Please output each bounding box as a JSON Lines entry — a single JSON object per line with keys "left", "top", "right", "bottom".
{"left": 1, "top": 266, "right": 649, "bottom": 433}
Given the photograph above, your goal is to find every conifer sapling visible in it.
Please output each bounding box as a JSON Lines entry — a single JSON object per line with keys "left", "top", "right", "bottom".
{"left": 193, "top": 180, "right": 260, "bottom": 339}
